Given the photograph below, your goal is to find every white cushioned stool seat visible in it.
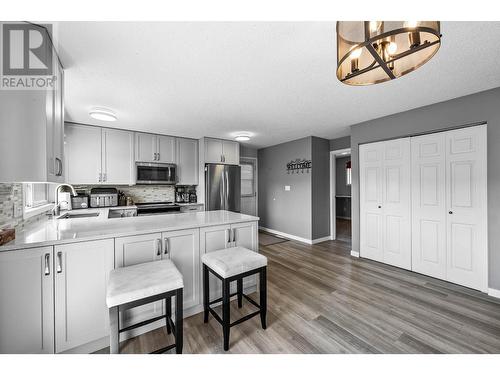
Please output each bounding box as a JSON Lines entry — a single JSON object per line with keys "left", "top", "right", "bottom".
{"left": 106, "top": 259, "right": 183, "bottom": 308}
{"left": 201, "top": 246, "right": 267, "bottom": 278}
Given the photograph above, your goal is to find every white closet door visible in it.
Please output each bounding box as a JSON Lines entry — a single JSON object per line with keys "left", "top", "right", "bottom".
{"left": 360, "top": 142, "right": 384, "bottom": 262}
{"left": 382, "top": 138, "right": 411, "bottom": 270}
{"left": 411, "top": 132, "right": 447, "bottom": 279}
{"left": 445, "top": 125, "right": 487, "bottom": 292}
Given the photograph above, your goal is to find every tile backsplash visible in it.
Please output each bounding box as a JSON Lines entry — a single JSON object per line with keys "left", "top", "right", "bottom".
{"left": 0, "top": 183, "right": 47, "bottom": 230}
{"left": 73, "top": 185, "right": 175, "bottom": 204}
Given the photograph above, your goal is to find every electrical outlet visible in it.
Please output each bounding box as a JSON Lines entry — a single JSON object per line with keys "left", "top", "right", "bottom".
{"left": 13, "top": 202, "right": 23, "bottom": 218}
{"left": 284, "top": 185, "right": 291, "bottom": 191}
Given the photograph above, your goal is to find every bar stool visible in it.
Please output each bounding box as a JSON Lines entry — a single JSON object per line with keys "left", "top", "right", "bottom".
{"left": 106, "top": 259, "right": 184, "bottom": 354}
{"left": 202, "top": 246, "right": 268, "bottom": 351}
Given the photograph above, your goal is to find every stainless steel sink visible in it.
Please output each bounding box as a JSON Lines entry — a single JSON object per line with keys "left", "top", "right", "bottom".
{"left": 58, "top": 212, "right": 100, "bottom": 219}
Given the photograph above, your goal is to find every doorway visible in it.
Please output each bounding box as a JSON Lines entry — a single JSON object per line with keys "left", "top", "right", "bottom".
{"left": 329, "top": 148, "right": 352, "bottom": 244}
{"left": 240, "top": 157, "right": 258, "bottom": 216}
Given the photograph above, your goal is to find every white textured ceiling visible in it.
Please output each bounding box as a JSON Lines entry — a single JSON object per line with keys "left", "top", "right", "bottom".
{"left": 56, "top": 21, "right": 500, "bottom": 148}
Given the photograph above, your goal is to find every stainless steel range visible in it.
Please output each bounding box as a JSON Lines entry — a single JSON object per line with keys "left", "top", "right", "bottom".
{"left": 135, "top": 202, "right": 181, "bottom": 216}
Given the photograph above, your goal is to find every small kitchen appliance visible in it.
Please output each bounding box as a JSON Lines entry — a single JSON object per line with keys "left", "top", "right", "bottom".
{"left": 90, "top": 187, "right": 118, "bottom": 208}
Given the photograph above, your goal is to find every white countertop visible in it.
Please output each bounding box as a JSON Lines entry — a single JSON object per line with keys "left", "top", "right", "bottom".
{"left": 1, "top": 209, "right": 259, "bottom": 252}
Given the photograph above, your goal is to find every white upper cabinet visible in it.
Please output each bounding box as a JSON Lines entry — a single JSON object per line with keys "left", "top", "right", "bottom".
{"left": 205, "top": 138, "right": 224, "bottom": 163}
{"left": 65, "top": 124, "right": 134, "bottom": 185}
{"left": 135, "top": 133, "right": 176, "bottom": 163}
{"left": 135, "top": 133, "right": 157, "bottom": 162}
{"left": 157, "top": 135, "right": 176, "bottom": 163}
{"left": 102, "top": 128, "right": 134, "bottom": 185}
{"left": 222, "top": 140, "right": 240, "bottom": 165}
{"left": 54, "top": 239, "right": 114, "bottom": 353}
{"left": 203, "top": 138, "right": 240, "bottom": 165}
{"left": 0, "top": 58, "right": 64, "bottom": 183}
{"left": 0, "top": 246, "right": 54, "bottom": 354}
{"left": 176, "top": 138, "right": 199, "bottom": 185}
{"left": 65, "top": 124, "right": 102, "bottom": 184}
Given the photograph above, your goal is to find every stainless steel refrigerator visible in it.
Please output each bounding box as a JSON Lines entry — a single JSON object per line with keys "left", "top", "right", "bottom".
{"left": 205, "top": 164, "right": 241, "bottom": 212}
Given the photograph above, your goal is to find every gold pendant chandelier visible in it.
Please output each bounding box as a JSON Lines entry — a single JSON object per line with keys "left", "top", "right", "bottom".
{"left": 336, "top": 21, "right": 441, "bottom": 85}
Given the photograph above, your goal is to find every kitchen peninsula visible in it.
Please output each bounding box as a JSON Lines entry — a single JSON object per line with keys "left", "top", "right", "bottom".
{"left": 0, "top": 210, "right": 259, "bottom": 354}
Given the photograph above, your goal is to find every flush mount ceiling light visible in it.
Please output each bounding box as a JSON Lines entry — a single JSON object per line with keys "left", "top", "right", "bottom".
{"left": 89, "top": 107, "right": 117, "bottom": 122}
{"left": 235, "top": 133, "right": 251, "bottom": 142}
{"left": 336, "top": 21, "right": 441, "bottom": 85}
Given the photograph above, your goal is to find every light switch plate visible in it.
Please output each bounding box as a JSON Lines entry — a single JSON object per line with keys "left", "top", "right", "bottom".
{"left": 285, "top": 185, "right": 291, "bottom": 191}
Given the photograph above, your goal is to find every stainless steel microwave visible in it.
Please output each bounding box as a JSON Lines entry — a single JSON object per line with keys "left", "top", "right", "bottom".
{"left": 136, "top": 162, "right": 177, "bottom": 185}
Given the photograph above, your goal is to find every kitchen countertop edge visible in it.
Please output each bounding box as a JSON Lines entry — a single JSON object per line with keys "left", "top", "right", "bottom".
{"left": 0, "top": 210, "right": 259, "bottom": 252}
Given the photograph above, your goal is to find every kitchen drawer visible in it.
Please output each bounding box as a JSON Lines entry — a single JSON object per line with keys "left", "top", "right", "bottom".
{"left": 180, "top": 205, "right": 204, "bottom": 213}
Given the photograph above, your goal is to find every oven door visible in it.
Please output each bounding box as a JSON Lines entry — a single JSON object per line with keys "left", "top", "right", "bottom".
{"left": 136, "top": 162, "right": 177, "bottom": 184}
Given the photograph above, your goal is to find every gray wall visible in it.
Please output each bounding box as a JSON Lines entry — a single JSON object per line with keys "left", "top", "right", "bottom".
{"left": 311, "top": 137, "right": 331, "bottom": 239}
{"left": 330, "top": 136, "right": 350, "bottom": 151}
{"left": 350, "top": 86, "right": 500, "bottom": 289}
{"left": 240, "top": 145, "right": 258, "bottom": 158}
{"left": 258, "top": 137, "right": 312, "bottom": 240}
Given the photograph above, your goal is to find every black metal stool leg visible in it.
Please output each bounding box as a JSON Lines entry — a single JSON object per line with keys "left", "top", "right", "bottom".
{"left": 175, "top": 288, "right": 183, "bottom": 354}
{"left": 203, "top": 264, "right": 209, "bottom": 323}
{"left": 237, "top": 278, "right": 243, "bottom": 308}
{"left": 222, "top": 279, "right": 231, "bottom": 351}
{"left": 259, "top": 267, "right": 267, "bottom": 329}
{"left": 166, "top": 296, "right": 172, "bottom": 334}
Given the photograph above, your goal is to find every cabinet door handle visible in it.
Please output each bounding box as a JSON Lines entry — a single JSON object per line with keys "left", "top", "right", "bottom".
{"left": 164, "top": 238, "right": 169, "bottom": 255}
{"left": 55, "top": 157, "right": 62, "bottom": 176}
{"left": 449, "top": 211, "right": 453, "bottom": 214}
{"left": 232, "top": 228, "right": 236, "bottom": 244}
{"left": 44, "top": 253, "right": 50, "bottom": 275}
{"left": 227, "top": 229, "right": 231, "bottom": 245}
{"left": 378, "top": 205, "right": 382, "bottom": 209}
{"left": 56, "top": 251, "right": 63, "bottom": 273}
{"left": 156, "top": 239, "right": 162, "bottom": 256}
{"left": 103, "top": 173, "right": 107, "bottom": 182}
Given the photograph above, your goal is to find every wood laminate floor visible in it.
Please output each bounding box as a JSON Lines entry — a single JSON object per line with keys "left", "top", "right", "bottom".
{"left": 335, "top": 218, "right": 351, "bottom": 244}
{"left": 101, "top": 236, "right": 500, "bottom": 354}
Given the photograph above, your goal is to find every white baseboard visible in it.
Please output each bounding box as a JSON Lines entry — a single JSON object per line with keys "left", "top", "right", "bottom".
{"left": 488, "top": 288, "right": 500, "bottom": 299}
{"left": 259, "top": 226, "right": 314, "bottom": 245}
{"left": 312, "top": 236, "right": 331, "bottom": 244}
{"left": 350, "top": 250, "right": 360, "bottom": 258}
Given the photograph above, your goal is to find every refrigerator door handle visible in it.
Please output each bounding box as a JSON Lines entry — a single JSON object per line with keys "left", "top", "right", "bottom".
{"left": 221, "top": 167, "right": 225, "bottom": 208}
{"left": 225, "top": 170, "right": 229, "bottom": 210}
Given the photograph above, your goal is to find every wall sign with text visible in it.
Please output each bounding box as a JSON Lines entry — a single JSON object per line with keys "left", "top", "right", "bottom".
{"left": 286, "top": 159, "right": 312, "bottom": 174}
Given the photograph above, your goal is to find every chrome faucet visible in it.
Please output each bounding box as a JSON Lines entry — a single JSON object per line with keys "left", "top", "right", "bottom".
{"left": 53, "top": 184, "right": 77, "bottom": 216}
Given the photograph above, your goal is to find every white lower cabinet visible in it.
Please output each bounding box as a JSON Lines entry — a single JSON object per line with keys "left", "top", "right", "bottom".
{"left": 115, "top": 233, "right": 164, "bottom": 328}
{"left": 200, "top": 222, "right": 258, "bottom": 300}
{"left": 200, "top": 224, "right": 231, "bottom": 300}
{"left": 0, "top": 247, "right": 54, "bottom": 354}
{"left": 163, "top": 229, "right": 200, "bottom": 309}
{"left": 54, "top": 239, "right": 114, "bottom": 353}
{"left": 114, "top": 228, "right": 200, "bottom": 329}
{"left": 232, "top": 221, "right": 258, "bottom": 251}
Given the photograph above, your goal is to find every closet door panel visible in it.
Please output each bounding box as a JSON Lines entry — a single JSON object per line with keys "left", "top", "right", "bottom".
{"left": 382, "top": 138, "right": 411, "bottom": 270}
{"left": 446, "top": 125, "right": 487, "bottom": 292}
{"left": 359, "top": 142, "right": 384, "bottom": 262}
{"left": 411, "top": 133, "right": 447, "bottom": 279}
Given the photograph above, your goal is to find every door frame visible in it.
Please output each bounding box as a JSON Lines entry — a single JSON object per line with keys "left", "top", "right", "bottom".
{"left": 240, "top": 156, "right": 258, "bottom": 216}
{"left": 329, "top": 148, "right": 351, "bottom": 241}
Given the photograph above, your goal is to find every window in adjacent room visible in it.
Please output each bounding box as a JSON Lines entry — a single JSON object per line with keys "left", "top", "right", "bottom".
{"left": 346, "top": 160, "right": 352, "bottom": 186}
{"left": 240, "top": 162, "right": 255, "bottom": 197}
